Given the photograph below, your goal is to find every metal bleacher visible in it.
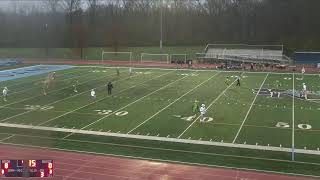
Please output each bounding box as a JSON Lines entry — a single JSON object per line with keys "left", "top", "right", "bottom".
{"left": 197, "top": 44, "right": 291, "bottom": 65}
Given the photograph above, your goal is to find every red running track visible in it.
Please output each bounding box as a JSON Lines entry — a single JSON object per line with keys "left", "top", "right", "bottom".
{"left": 0, "top": 144, "right": 318, "bottom": 180}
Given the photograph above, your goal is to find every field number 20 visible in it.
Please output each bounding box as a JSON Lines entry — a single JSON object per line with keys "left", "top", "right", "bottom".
{"left": 276, "top": 122, "right": 312, "bottom": 130}
{"left": 94, "top": 110, "right": 128, "bottom": 116}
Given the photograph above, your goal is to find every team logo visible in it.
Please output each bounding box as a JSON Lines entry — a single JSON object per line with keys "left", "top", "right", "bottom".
{"left": 252, "top": 88, "right": 320, "bottom": 100}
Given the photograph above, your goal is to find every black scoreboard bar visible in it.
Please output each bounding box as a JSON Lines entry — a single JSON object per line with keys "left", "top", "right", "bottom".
{"left": 0, "top": 160, "right": 53, "bottom": 178}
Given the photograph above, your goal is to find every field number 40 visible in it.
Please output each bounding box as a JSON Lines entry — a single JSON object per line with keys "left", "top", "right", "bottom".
{"left": 276, "top": 122, "right": 312, "bottom": 130}
{"left": 181, "top": 115, "right": 213, "bottom": 122}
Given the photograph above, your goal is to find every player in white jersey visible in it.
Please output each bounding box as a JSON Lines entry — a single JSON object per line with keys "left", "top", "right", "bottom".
{"left": 90, "top": 89, "right": 96, "bottom": 100}
{"left": 3, "top": 87, "right": 8, "bottom": 102}
{"left": 302, "top": 83, "right": 307, "bottom": 99}
{"left": 301, "top": 66, "right": 305, "bottom": 80}
{"left": 199, "top": 104, "right": 206, "bottom": 122}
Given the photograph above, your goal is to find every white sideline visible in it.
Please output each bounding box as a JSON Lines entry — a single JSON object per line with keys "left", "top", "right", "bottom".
{"left": 292, "top": 73, "right": 295, "bottom": 160}
{"left": 127, "top": 72, "right": 221, "bottom": 134}
{"left": 0, "top": 72, "right": 119, "bottom": 122}
{"left": 177, "top": 73, "right": 244, "bottom": 138}
{"left": 76, "top": 65, "right": 320, "bottom": 76}
{"left": 232, "top": 73, "right": 269, "bottom": 143}
{"left": 0, "top": 122, "right": 319, "bottom": 156}
{"left": 38, "top": 71, "right": 171, "bottom": 126}
{"left": 62, "top": 75, "right": 189, "bottom": 139}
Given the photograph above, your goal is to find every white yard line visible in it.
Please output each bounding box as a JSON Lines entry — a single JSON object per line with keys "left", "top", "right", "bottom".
{"left": 0, "top": 123, "right": 320, "bottom": 156}
{"left": 38, "top": 71, "right": 171, "bottom": 126}
{"left": 1, "top": 68, "right": 78, "bottom": 89}
{"left": 292, "top": 73, "right": 295, "bottom": 160}
{"left": 0, "top": 71, "right": 117, "bottom": 109}
{"left": 127, "top": 72, "right": 221, "bottom": 134}
{"left": 177, "top": 73, "right": 244, "bottom": 139}
{"left": 0, "top": 70, "right": 92, "bottom": 97}
{"left": 232, "top": 73, "right": 269, "bottom": 143}
{"left": 0, "top": 72, "right": 122, "bottom": 122}
{"left": 0, "top": 134, "right": 15, "bottom": 142}
{"left": 62, "top": 75, "right": 189, "bottom": 139}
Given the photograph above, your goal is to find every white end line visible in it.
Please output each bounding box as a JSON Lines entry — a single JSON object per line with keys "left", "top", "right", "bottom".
{"left": 232, "top": 73, "right": 269, "bottom": 143}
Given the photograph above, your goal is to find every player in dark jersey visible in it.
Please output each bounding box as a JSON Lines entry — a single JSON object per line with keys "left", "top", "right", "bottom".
{"left": 236, "top": 76, "right": 241, "bottom": 86}
{"left": 107, "top": 81, "right": 113, "bottom": 95}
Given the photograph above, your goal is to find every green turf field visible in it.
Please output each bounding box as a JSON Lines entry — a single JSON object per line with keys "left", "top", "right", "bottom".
{"left": 0, "top": 65, "right": 320, "bottom": 177}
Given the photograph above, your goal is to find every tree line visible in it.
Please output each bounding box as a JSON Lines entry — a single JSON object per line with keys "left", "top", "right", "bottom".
{"left": 0, "top": 0, "right": 319, "bottom": 55}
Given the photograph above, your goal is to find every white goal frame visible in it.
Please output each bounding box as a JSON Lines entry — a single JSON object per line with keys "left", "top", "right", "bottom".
{"left": 101, "top": 51, "right": 132, "bottom": 62}
{"left": 140, "top": 53, "right": 169, "bottom": 64}
{"left": 170, "top": 54, "right": 187, "bottom": 64}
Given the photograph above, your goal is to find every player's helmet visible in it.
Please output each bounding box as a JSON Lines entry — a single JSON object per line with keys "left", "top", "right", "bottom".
{"left": 201, "top": 104, "right": 205, "bottom": 107}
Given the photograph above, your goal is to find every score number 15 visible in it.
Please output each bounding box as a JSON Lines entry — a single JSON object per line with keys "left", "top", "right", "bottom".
{"left": 28, "top": 160, "right": 36, "bottom": 167}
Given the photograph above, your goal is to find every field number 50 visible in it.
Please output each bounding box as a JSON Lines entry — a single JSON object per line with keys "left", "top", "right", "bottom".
{"left": 276, "top": 122, "right": 312, "bottom": 130}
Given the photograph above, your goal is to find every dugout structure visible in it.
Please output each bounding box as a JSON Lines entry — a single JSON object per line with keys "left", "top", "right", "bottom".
{"left": 196, "top": 44, "right": 291, "bottom": 65}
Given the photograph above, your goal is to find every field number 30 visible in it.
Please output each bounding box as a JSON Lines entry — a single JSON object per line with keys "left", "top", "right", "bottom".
{"left": 94, "top": 110, "right": 128, "bottom": 116}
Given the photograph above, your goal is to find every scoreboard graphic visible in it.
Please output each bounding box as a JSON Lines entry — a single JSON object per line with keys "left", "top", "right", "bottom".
{"left": 0, "top": 160, "right": 53, "bottom": 178}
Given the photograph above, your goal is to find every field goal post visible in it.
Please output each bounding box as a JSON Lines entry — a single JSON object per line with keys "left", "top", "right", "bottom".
{"left": 140, "top": 53, "right": 169, "bottom": 64}
{"left": 170, "top": 54, "right": 187, "bottom": 64}
{"left": 101, "top": 51, "right": 132, "bottom": 63}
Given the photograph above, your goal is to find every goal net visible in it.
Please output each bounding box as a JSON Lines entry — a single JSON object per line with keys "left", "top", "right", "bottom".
{"left": 170, "top": 54, "right": 187, "bottom": 64}
{"left": 140, "top": 53, "right": 169, "bottom": 64}
{"left": 101, "top": 51, "right": 132, "bottom": 62}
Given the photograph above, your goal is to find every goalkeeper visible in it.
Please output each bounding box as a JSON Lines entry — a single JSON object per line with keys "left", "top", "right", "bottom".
{"left": 192, "top": 100, "right": 200, "bottom": 116}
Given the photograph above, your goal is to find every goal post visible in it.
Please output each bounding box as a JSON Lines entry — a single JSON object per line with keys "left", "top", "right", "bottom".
{"left": 140, "top": 53, "right": 169, "bottom": 64}
{"left": 101, "top": 51, "right": 132, "bottom": 62}
{"left": 170, "top": 54, "right": 187, "bottom": 64}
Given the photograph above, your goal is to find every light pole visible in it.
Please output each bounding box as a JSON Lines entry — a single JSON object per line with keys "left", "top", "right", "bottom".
{"left": 45, "top": 23, "right": 49, "bottom": 58}
{"left": 160, "top": 0, "right": 163, "bottom": 52}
